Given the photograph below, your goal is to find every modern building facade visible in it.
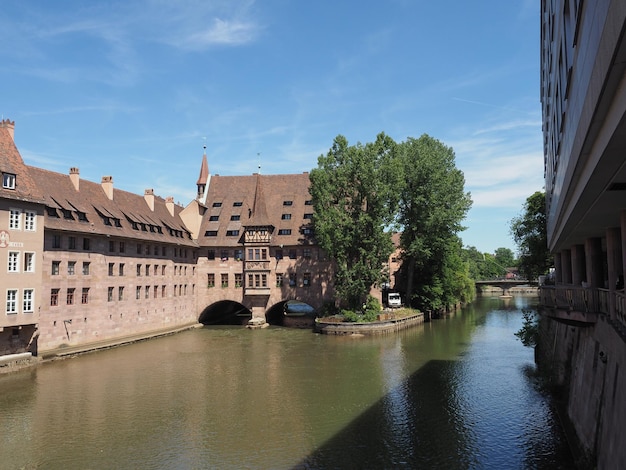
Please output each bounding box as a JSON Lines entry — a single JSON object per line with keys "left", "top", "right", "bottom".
{"left": 0, "top": 120, "right": 337, "bottom": 356}
{"left": 540, "top": 1, "right": 626, "bottom": 467}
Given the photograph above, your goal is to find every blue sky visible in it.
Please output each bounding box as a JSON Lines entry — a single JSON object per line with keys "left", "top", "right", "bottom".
{"left": 1, "top": 0, "right": 542, "bottom": 254}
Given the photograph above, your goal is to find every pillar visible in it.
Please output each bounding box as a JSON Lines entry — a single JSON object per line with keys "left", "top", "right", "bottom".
{"left": 585, "top": 237, "right": 604, "bottom": 288}
{"left": 554, "top": 252, "right": 563, "bottom": 284}
{"left": 561, "top": 249, "right": 572, "bottom": 285}
{"left": 571, "top": 244, "right": 586, "bottom": 286}
{"left": 607, "top": 227, "right": 622, "bottom": 290}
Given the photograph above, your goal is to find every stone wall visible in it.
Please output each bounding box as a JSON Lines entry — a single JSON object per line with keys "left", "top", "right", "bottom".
{"left": 536, "top": 314, "right": 626, "bottom": 469}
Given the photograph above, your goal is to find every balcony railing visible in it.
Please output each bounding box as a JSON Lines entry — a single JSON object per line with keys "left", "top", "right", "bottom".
{"left": 540, "top": 285, "right": 626, "bottom": 334}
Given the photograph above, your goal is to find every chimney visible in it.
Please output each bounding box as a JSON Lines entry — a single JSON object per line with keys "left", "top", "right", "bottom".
{"left": 101, "top": 176, "right": 114, "bottom": 200}
{"left": 165, "top": 196, "right": 175, "bottom": 217}
{"left": 0, "top": 119, "right": 15, "bottom": 141}
{"left": 69, "top": 167, "right": 80, "bottom": 191}
{"left": 144, "top": 189, "right": 155, "bottom": 211}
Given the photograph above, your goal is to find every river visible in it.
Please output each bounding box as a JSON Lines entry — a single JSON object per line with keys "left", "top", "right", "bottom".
{"left": 0, "top": 296, "right": 573, "bottom": 469}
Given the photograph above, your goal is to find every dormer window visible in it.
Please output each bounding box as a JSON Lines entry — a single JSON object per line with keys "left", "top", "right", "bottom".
{"left": 2, "top": 173, "right": 15, "bottom": 189}
{"left": 283, "top": 200, "right": 293, "bottom": 206}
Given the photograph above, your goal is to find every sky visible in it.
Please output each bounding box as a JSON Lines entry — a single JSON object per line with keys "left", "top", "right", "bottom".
{"left": 0, "top": 0, "right": 543, "bottom": 254}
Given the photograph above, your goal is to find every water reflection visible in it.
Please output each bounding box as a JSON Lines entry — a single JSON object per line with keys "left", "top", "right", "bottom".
{"left": 0, "top": 296, "right": 573, "bottom": 469}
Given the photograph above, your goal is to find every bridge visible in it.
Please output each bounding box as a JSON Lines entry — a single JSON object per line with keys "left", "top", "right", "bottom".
{"left": 475, "top": 280, "right": 537, "bottom": 297}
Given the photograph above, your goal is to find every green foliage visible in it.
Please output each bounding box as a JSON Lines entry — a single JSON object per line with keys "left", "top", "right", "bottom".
{"left": 510, "top": 191, "right": 552, "bottom": 280}
{"left": 396, "top": 135, "right": 473, "bottom": 312}
{"left": 515, "top": 309, "right": 538, "bottom": 347}
{"left": 310, "top": 133, "right": 399, "bottom": 310}
{"left": 340, "top": 295, "right": 382, "bottom": 322}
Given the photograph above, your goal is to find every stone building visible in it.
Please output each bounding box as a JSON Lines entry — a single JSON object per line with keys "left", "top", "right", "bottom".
{"left": 0, "top": 121, "right": 338, "bottom": 355}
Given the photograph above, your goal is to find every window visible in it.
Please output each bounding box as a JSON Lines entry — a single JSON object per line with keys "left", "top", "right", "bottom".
{"left": 24, "top": 252, "right": 34, "bottom": 272}
{"left": 119, "top": 242, "right": 125, "bottom": 253}
{"left": 24, "top": 211, "right": 36, "bottom": 231}
{"left": 226, "top": 230, "right": 239, "bottom": 236}
{"left": 230, "top": 214, "right": 240, "bottom": 221}
{"left": 303, "top": 248, "right": 311, "bottom": 259}
{"left": 153, "top": 246, "right": 158, "bottom": 256}
{"left": 209, "top": 215, "right": 219, "bottom": 221}
{"left": 305, "top": 200, "right": 313, "bottom": 205}
{"left": 276, "top": 273, "right": 283, "bottom": 287}
{"left": 289, "top": 249, "right": 297, "bottom": 259}
{"left": 283, "top": 200, "right": 293, "bottom": 206}
{"left": 212, "top": 202, "right": 222, "bottom": 207}
{"left": 52, "top": 261, "right": 60, "bottom": 275}
{"left": 118, "top": 286, "right": 124, "bottom": 301}
{"left": 108, "top": 263, "right": 115, "bottom": 276}
{"left": 6, "top": 289, "right": 18, "bottom": 314}
{"left": 281, "top": 214, "right": 291, "bottom": 220}
{"left": 207, "top": 273, "right": 215, "bottom": 288}
{"left": 8, "top": 251, "right": 19, "bottom": 272}
{"left": 146, "top": 264, "right": 150, "bottom": 276}
{"left": 67, "top": 288, "right": 75, "bottom": 305}
{"left": 9, "top": 209, "right": 21, "bottom": 230}
{"left": 136, "top": 286, "right": 141, "bottom": 300}
{"left": 137, "top": 243, "right": 142, "bottom": 254}
{"left": 289, "top": 276, "right": 296, "bottom": 287}
{"left": 303, "top": 273, "right": 311, "bottom": 287}
{"left": 145, "top": 285, "right": 150, "bottom": 299}
{"left": 233, "top": 201, "right": 243, "bottom": 207}
{"left": 51, "top": 288, "right": 60, "bottom": 306}
{"left": 82, "top": 262, "right": 90, "bottom": 275}
{"left": 52, "top": 234, "right": 61, "bottom": 248}
{"left": 161, "top": 285, "right": 166, "bottom": 297}
{"left": 108, "top": 287, "right": 114, "bottom": 302}
{"left": 47, "top": 207, "right": 59, "bottom": 218}
{"left": 234, "top": 249, "right": 243, "bottom": 261}
{"left": 3, "top": 173, "right": 16, "bottom": 189}
{"left": 275, "top": 249, "right": 283, "bottom": 259}
{"left": 161, "top": 265, "right": 166, "bottom": 275}
{"left": 205, "top": 230, "right": 218, "bottom": 237}
{"left": 62, "top": 209, "right": 73, "bottom": 220}
{"left": 83, "top": 237, "right": 91, "bottom": 250}
{"left": 23, "top": 289, "right": 34, "bottom": 313}
{"left": 303, "top": 213, "right": 313, "bottom": 219}
{"left": 221, "top": 250, "right": 229, "bottom": 261}
{"left": 119, "top": 263, "right": 125, "bottom": 276}
{"left": 221, "top": 273, "right": 228, "bottom": 288}
{"left": 303, "top": 227, "right": 314, "bottom": 235}
{"left": 235, "top": 273, "right": 243, "bottom": 288}
{"left": 278, "top": 229, "right": 291, "bottom": 235}
{"left": 207, "top": 249, "right": 215, "bottom": 260}
{"left": 137, "top": 264, "right": 142, "bottom": 276}
{"left": 162, "top": 246, "right": 166, "bottom": 256}
{"left": 68, "top": 236, "right": 76, "bottom": 250}
{"left": 67, "top": 261, "right": 76, "bottom": 275}
{"left": 154, "top": 265, "right": 158, "bottom": 276}
{"left": 154, "top": 285, "right": 158, "bottom": 298}
{"left": 81, "top": 288, "right": 89, "bottom": 304}
{"left": 109, "top": 241, "right": 115, "bottom": 252}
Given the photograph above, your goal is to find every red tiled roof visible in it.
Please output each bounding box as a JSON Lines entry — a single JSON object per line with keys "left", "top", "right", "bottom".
{"left": 198, "top": 172, "right": 314, "bottom": 247}
{"left": 0, "top": 123, "right": 45, "bottom": 204}
{"left": 27, "top": 166, "right": 197, "bottom": 247}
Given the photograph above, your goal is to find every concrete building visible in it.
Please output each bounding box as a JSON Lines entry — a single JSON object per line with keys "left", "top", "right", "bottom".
{"left": 540, "top": 1, "right": 626, "bottom": 467}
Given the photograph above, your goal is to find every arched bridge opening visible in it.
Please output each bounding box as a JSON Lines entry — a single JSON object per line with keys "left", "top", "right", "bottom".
{"left": 266, "top": 300, "right": 316, "bottom": 327}
{"left": 199, "top": 300, "right": 251, "bottom": 325}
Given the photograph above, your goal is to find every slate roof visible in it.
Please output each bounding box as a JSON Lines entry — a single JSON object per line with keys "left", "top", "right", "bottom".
{"left": 198, "top": 172, "right": 314, "bottom": 247}
{"left": 27, "top": 166, "right": 197, "bottom": 247}
{"left": 0, "top": 121, "right": 45, "bottom": 204}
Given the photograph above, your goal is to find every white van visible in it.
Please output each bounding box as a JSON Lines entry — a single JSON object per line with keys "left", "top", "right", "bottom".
{"left": 387, "top": 292, "right": 402, "bottom": 308}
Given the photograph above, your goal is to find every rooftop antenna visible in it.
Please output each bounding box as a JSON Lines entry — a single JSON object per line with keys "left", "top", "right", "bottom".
{"left": 257, "top": 152, "right": 261, "bottom": 174}
{"left": 203, "top": 137, "right": 207, "bottom": 155}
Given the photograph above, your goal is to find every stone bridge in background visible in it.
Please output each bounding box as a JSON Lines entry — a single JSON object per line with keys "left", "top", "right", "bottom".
{"left": 475, "top": 280, "right": 537, "bottom": 297}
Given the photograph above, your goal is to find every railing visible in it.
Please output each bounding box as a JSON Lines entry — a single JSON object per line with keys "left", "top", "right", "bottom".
{"left": 540, "top": 285, "right": 626, "bottom": 335}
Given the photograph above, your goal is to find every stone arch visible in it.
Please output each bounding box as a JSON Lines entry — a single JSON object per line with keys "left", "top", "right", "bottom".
{"left": 198, "top": 300, "right": 251, "bottom": 325}
{"left": 265, "top": 300, "right": 316, "bottom": 327}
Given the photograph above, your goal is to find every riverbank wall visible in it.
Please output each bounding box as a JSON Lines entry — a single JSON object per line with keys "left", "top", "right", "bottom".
{"left": 535, "top": 314, "right": 626, "bottom": 469}
{"left": 314, "top": 313, "right": 424, "bottom": 335}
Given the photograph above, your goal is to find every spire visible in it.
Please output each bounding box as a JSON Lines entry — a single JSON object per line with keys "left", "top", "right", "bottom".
{"left": 196, "top": 142, "right": 210, "bottom": 203}
{"left": 247, "top": 173, "right": 272, "bottom": 227}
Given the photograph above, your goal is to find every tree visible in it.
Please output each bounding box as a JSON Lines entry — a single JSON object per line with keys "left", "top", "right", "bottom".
{"left": 494, "top": 247, "right": 516, "bottom": 270}
{"left": 309, "top": 133, "right": 399, "bottom": 310}
{"left": 510, "top": 191, "right": 552, "bottom": 280}
{"left": 396, "top": 134, "right": 472, "bottom": 311}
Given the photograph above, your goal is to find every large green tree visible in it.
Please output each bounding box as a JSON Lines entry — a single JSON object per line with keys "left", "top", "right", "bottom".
{"left": 510, "top": 191, "right": 552, "bottom": 280}
{"left": 396, "top": 134, "right": 472, "bottom": 311}
{"left": 309, "top": 133, "right": 400, "bottom": 309}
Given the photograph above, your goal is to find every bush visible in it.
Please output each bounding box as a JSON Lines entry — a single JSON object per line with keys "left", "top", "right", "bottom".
{"left": 515, "top": 309, "right": 538, "bottom": 347}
